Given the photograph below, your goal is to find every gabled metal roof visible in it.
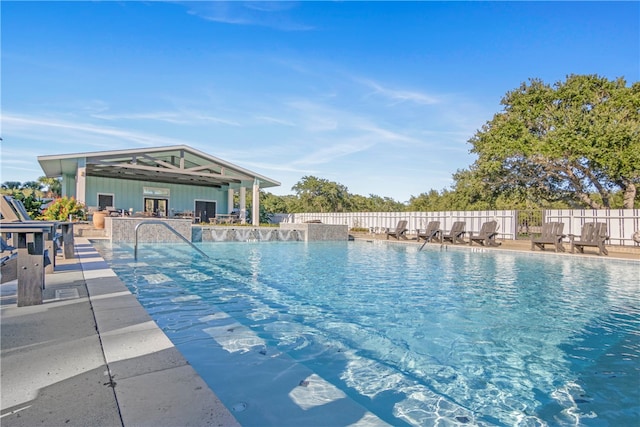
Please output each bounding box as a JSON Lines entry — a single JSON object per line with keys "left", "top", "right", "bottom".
{"left": 37, "top": 145, "right": 280, "bottom": 189}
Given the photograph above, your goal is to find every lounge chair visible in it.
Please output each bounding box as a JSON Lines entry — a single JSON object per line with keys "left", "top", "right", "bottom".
{"left": 468, "top": 220, "right": 501, "bottom": 247}
{"left": 1, "top": 195, "right": 23, "bottom": 222}
{"left": 7, "top": 196, "right": 33, "bottom": 221}
{"left": 1, "top": 236, "right": 18, "bottom": 283}
{"left": 386, "top": 220, "right": 408, "bottom": 240}
{"left": 1, "top": 236, "right": 16, "bottom": 253}
{"left": 441, "top": 221, "right": 466, "bottom": 244}
{"left": 1, "top": 196, "right": 61, "bottom": 268}
{"left": 1, "top": 250, "right": 18, "bottom": 284}
{"left": 416, "top": 221, "right": 441, "bottom": 243}
{"left": 569, "top": 222, "right": 609, "bottom": 256}
{"left": 531, "top": 222, "right": 566, "bottom": 252}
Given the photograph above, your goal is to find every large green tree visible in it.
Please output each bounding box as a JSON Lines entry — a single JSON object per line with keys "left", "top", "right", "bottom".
{"left": 350, "top": 194, "right": 406, "bottom": 212}
{"left": 291, "top": 176, "right": 352, "bottom": 213}
{"left": 468, "top": 74, "right": 640, "bottom": 209}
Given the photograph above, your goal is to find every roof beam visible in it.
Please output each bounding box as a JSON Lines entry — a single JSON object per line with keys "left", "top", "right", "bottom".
{"left": 185, "top": 163, "right": 221, "bottom": 173}
{"left": 90, "top": 162, "right": 244, "bottom": 183}
{"left": 140, "top": 154, "right": 180, "bottom": 171}
{"left": 89, "top": 170, "right": 223, "bottom": 188}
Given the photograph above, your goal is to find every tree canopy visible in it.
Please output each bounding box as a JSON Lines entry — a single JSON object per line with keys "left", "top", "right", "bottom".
{"left": 291, "top": 176, "right": 352, "bottom": 212}
{"left": 467, "top": 74, "right": 639, "bottom": 209}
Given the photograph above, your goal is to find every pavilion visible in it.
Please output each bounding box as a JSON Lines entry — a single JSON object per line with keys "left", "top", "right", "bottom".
{"left": 37, "top": 145, "right": 280, "bottom": 225}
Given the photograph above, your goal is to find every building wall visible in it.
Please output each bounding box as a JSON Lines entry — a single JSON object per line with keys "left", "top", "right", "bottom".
{"left": 84, "top": 176, "right": 229, "bottom": 214}
{"left": 62, "top": 174, "right": 76, "bottom": 199}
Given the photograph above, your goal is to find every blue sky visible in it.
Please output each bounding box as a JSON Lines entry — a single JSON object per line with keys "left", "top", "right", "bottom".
{"left": 2, "top": 1, "right": 638, "bottom": 202}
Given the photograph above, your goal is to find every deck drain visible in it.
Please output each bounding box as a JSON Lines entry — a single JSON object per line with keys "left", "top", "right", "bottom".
{"left": 55, "top": 288, "right": 79, "bottom": 300}
{"left": 231, "top": 402, "right": 247, "bottom": 412}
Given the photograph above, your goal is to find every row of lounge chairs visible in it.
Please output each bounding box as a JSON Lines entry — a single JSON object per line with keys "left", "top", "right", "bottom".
{"left": 530, "top": 221, "right": 609, "bottom": 256}
{"left": 385, "top": 220, "right": 611, "bottom": 255}
{"left": 387, "top": 220, "right": 500, "bottom": 247}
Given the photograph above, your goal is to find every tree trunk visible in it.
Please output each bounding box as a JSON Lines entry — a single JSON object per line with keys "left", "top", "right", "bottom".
{"left": 563, "top": 166, "right": 604, "bottom": 209}
{"left": 576, "top": 192, "right": 604, "bottom": 209}
{"left": 622, "top": 182, "right": 637, "bottom": 209}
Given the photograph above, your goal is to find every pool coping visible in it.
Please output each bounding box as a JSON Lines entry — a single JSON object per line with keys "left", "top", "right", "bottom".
{"left": 354, "top": 235, "right": 640, "bottom": 264}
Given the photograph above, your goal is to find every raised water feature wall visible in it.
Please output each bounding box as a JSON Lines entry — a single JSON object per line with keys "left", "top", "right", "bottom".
{"left": 106, "top": 218, "right": 192, "bottom": 243}
{"left": 104, "top": 219, "right": 348, "bottom": 243}
{"left": 280, "top": 223, "right": 348, "bottom": 241}
{"left": 193, "top": 223, "right": 349, "bottom": 242}
{"left": 195, "top": 227, "right": 304, "bottom": 242}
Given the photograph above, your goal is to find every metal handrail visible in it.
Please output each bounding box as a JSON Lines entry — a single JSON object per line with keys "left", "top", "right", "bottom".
{"left": 134, "top": 220, "right": 210, "bottom": 260}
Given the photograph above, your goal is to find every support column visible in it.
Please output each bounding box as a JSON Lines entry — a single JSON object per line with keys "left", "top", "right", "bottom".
{"left": 239, "top": 187, "right": 247, "bottom": 224}
{"left": 227, "top": 189, "right": 234, "bottom": 214}
{"left": 252, "top": 179, "right": 260, "bottom": 227}
{"left": 75, "top": 158, "right": 86, "bottom": 205}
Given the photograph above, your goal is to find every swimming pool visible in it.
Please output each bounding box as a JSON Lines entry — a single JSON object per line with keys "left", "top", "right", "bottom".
{"left": 93, "top": 240, "right": 639, "bottom": 426}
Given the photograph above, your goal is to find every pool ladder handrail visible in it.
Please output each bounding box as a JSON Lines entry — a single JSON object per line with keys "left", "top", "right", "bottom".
{"left": 134, "top": 220, "right": 210, "bottom": 260}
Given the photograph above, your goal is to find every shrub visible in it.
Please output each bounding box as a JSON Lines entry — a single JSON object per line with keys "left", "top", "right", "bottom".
{"left": 41, "top": 197, "right": 86, "bottom": 221}
{"left": 9, "top": 191, "right": 42, "bottom": 219}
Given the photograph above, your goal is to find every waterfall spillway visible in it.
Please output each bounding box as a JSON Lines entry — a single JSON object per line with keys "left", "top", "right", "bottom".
{"left": 209, "top": 228, "right": 302, "bottom": 242}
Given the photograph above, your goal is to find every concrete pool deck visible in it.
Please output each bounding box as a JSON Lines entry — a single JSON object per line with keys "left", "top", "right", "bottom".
{"left": 1, "top": 235, "right": 638, "bottom": 427}
{"left": 0, "top": 237, "right": 240, "bottom": 427}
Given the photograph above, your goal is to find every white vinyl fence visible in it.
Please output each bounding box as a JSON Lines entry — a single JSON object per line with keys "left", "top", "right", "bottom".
{"left": 277, "top": 209, "right": 640, "bottom": 246}
{"left": 545, "top": 209, "right": 639, "bottom": 246}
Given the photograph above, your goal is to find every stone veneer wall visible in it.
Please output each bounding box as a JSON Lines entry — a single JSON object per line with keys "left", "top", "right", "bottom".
{"left": 193, "top": 226, "right": 305, "bottom": 242}
{"left": 106, "top": 218, "right": 193, "bottom": 243}
{"left": 192, "top": 224, "right": 348, "bottom": 242}
{"left": 279, "top": 223, "right": 349, "bottom": 241}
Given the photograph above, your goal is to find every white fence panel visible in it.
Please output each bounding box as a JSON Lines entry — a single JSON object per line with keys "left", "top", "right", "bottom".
{"left": 280, "top": 211, "right": 519, "bottom": 240}
{"left": 545, "top": 209, "right": 639, "bottom": 246}
{"left": 278, "top": 209, "right": 639, "bottom": 246}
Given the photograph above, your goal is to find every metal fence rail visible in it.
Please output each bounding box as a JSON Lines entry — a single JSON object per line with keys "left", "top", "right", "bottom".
{"left": 277, "top": 209, "right": 640, "bottom": 246}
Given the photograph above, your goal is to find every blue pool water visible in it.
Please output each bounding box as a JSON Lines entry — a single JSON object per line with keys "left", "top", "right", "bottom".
{"left": 93, "top": 240, "right": 640, "bottom": 426}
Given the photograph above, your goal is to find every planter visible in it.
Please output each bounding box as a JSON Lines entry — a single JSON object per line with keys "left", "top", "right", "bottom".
{"left": 93, "top": 211, "right": 107, "bottom": 229}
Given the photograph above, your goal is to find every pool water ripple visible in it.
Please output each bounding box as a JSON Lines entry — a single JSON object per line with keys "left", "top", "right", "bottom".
{"left": 96, "top": 240, "right": 639, "bottom": 426}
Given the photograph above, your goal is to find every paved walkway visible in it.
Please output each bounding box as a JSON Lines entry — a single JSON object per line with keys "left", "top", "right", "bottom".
{"left": 1, "top": 238, "right": 239, "bottom": 427}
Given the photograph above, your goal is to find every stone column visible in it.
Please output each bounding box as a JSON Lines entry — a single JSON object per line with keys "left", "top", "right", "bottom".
{"left": 227, "top": 189, "right": 234, "bottom": 214}
{"left": 252, "top": 179, "right": 260, "bottom": 227}
{"left": 239, "top": 187, "right": 247, "bottom": 224}
{"left": 75, "top": 158, "right": 87, "bottom": 205}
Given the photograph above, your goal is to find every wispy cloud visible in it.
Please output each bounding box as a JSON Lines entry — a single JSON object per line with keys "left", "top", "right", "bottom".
{"left": 293, "top": 138, "right": 376, "bottom": 166}
{"left": 182, "top": 2, "right": 314, "bottom": 31}
{"left": 2, "top": 113, "right": 188, "bottom": 148}
{"left": 92, "top": 111, "right": 188, "bottom": 124}
{"left": 235, "top": 159, "right": 315, "bottom": 175}
{"left": 254, "top": 115, "right": 296, "bottom": 127}
{"left": 358, "top": 124, "right": 420, "bottom": 144}
{"left": 287, "top": 122, "right": 422, "bottom": 168}
{"left": 359, "top": 79, "right": 440, "bottom": 105}
{"left": 286, "top": 99, "right": 421, "bottom": 143}
{"left": 92, "top": 110, "right": 240, "bottom": 126}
